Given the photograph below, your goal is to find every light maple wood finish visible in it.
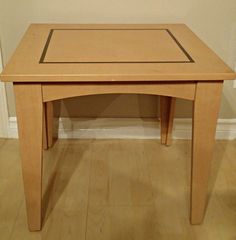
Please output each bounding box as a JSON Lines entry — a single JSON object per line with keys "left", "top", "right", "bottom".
{"left": 43, "top": 102, "right": 54, "bottom": 150}
{"left": 14, "top": 84, "right": 43, "bottom": 231}
{"left": 160, "top": 96, "right": 176, "bottom": 146}
{"left": 0, "top": 24, "right": 235, "bottom": 82}
{"left": 0, "top": 24, "right": 235, "bottom": 232}
{"left": 42, "top": 83, "right": 196, "bottom": 102}
{"left": 191, "top": 81, "right": 223, "bottom": 224}
{"left": 45, "top": 29, "right": 189, "bottom": 63}
{"left": 43, "top": 103, "right": 48, "bottom": 150}
{"left": 45, "top": 101, "right": 54, "bottom": 148}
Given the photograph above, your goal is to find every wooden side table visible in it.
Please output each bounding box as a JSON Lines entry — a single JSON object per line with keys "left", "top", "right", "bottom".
{"left": 0, "top": 24, "right": 235, "bottom": 231}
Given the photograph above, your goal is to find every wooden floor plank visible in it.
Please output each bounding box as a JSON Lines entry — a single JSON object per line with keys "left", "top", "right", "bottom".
{"left": 8, "top": 140, "right": 92, "bottom": 240}
{"left": 0, "top": 139, "right": 236, "bottom": 239}
{"left": 0, "top": 140, "right": 23, "bottom": 240}
{"left": 89, "top": 140, "right": 154, "bottom": 206}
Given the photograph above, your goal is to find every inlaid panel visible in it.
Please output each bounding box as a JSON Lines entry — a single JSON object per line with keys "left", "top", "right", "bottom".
{"left": 40, "top": 29, "right": 193, "bottom": 64}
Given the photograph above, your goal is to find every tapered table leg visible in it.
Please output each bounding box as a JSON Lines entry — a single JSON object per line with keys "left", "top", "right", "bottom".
{"left": 43, "top": 101, "right": 54, "bottom": 150}
{"left": 43, "top": 103, "right": 48, "bottom": 150}
{"left": 14, "top": 84, "right": 43, "bottom": 231}
{"left": 191, "top": 81, "right": 223, "bottom": 224}
{"left": 160, "top": 96, "right": 176, "bottom": 146}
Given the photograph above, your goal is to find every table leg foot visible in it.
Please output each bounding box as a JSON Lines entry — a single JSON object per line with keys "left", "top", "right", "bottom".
{"left": 191, "top": 81, "right": 223, "bottom": 224}
{"left": 14, "top": 84, "right": 43, "bottom": 231}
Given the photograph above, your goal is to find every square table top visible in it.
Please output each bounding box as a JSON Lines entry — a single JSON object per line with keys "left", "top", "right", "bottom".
{"left": 0, "top": 24, "right": 235, "bottom": 82}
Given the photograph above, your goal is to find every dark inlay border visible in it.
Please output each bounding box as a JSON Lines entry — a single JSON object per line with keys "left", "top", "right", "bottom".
{"left": 39, "top": 29, "right": 194, "bottom": 64}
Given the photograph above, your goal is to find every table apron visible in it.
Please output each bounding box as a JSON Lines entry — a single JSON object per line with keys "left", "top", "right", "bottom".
{"left": 41, "top": 82, "right": 196, "bottom": 102}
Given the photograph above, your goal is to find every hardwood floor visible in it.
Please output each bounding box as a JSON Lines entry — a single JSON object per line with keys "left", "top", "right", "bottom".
{"left": 0, "top": 139, "right": 236, "bottom": 239}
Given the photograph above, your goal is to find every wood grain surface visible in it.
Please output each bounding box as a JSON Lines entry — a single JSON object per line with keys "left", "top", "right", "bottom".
{"left": 0, "top": 24, "right": 235, "bottom": 82}
{"left": 1, "top": 139, "right": 236, "bottom": 239}
{"left": 14, "top": 84, "right": 43, "bottom": 231}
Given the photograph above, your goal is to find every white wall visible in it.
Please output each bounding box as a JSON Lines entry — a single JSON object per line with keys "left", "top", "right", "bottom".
{"left": 0, "top": 39, "right": 8, "bottom": 137}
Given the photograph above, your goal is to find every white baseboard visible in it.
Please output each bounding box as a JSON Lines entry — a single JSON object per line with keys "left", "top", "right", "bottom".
{"left": 7, "top": 117, "right": 236, "bottom": 140}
